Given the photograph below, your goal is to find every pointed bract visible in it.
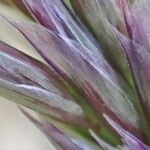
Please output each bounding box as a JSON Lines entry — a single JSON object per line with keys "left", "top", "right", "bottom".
{"left": 0, "top": 40, "right": 90, "bottom": 128}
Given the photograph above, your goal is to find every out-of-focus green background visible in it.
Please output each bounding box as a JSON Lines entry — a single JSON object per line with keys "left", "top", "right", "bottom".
{"left": 0, "top": 1, "right": 55, "bottom": 149}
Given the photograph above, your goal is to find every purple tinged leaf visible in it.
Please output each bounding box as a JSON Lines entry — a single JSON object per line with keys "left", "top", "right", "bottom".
{"left": 111, "top": 0, "right": 150, "bottom": 122}
{"left": 132, "top": 1, "right": 150, "bottom": 50}
{"left": 108, "top": 22, "right": 150, "bottom": 143}
{"left": 70, "top": 0, "right": 133, "bottom": 87}
{"left": 0, "top": 40, "right": 90, "bottom": 128}
{"left": 22, "top": 0, "right": 103, "bottom": 56}
{"left": 120, "top": 0, "right": 150, "bottom": 51}
{"left": 6, "top": 19, "right": 143, "bottom": 138}
{"left": 22, "top": 0, "right": 59, "bottom": 31}
{"left": 104, "top": 114, "right": 150, "bottom": 150}
{"left": 89, "top": 130, "right": 120, "bottom": 150}
{"left": 21, "top": 108, "right": 100, "bottom": 150}
{"left": 20, "top": 109, "right": 83, "bottom": 150}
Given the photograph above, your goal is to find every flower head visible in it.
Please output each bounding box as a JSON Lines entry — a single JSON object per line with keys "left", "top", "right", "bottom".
{"left": 0, "top": 0, "right": 150, "bottom": 149}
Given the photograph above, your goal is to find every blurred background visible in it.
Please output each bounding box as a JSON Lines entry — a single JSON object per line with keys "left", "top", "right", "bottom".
{"left": 0, "top": 1, "right": 55, "bottom": 149}
{"left": 0, "top": 98, "right": 55, "bottom": 150}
